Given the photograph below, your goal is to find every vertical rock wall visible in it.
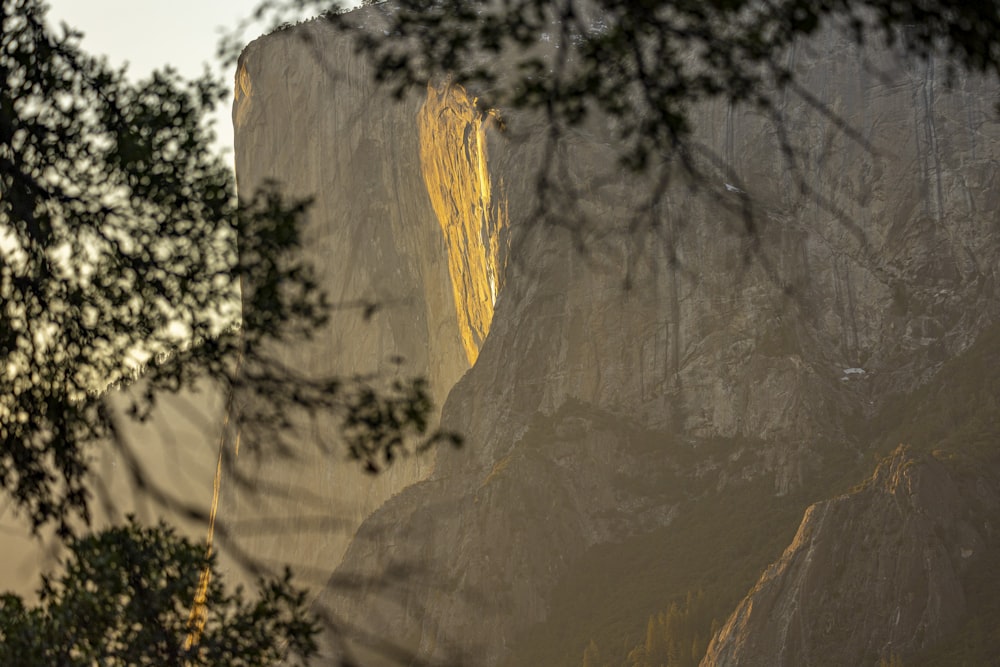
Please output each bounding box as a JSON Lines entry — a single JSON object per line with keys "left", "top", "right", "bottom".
{"left": 231, "top": 13, "right": 1000, "bottom": 667}
{"left": 418, "top": 82, "right": 508, "bottom": 365}
{"left": 221, "top": 20, "right": 480, "bottom": 584}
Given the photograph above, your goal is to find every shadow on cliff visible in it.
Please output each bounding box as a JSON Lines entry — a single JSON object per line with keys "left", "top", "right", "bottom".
{"left": 200, "top": 4, "right": 1000, "bottom": 666}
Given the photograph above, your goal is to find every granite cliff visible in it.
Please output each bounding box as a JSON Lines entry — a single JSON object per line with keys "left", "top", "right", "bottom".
{"left": 703, "top": 446, "right": 998, "bottom": 666}
{"left": 227, "top": 10, "right": 1000, "bottom": 666}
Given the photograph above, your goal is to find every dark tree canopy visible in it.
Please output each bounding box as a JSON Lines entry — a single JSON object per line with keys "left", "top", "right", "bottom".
{"left": 0, "top": 519, "right": 319, "bottom": 666}
{"left": 225, "top": 0, "right": 1000, "bottom": 275}
{"left": 244, "top": 0, "right": 1000, "bottom": 173}
{"left": 1, "top": 0, "right": 453, "bottom": 537}
{"left": 4, "top": 0, "right": 1000, "bottom": 662}
{"left": 1, "top": 1, "right": 459, "bottom": 661}
{"left": 1, "top": 0, "right": 239, "bottom": 534}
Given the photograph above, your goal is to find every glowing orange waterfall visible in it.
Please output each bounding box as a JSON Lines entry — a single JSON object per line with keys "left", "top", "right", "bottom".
{"left": 233, "top": 60, "right": 253, "bottom": 130}
{"left": 418, "top": 82, "right": 508, "bottom": 365}
{"left": 187, "top": 75, "right": 508, "bottom": 650}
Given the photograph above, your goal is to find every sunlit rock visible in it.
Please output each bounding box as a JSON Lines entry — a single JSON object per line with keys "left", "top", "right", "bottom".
{"left": 418, "top": 82, "right": 508, "bottom": 365}
{"left": 703, "top": 447, "right": 994, "bottom": 666}
{"left": 230, "top": 10, "right": 1000, "bottom": 666}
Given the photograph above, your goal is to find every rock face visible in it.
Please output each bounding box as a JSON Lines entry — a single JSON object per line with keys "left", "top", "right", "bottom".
{"left": 230, "top": 11, "right": 1000, "bottom": 667}
{"left": 222, "top": 21, "right": 473, "bottom": 581}
{"left": 222, "top": 11, "right": 509, "bottom": 591}
{"left": 702, "top": 447, "right": 996, "bottom": 666}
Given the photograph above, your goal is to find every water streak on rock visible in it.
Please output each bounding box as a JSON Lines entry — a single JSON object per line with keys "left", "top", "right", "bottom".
{"left": 418, "top": 82, "right": 508, "bottom": 365}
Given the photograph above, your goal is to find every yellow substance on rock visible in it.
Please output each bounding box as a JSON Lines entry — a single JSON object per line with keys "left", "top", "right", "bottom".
{"left": 188, "top": 79, "right": 506, "bottom": 649}
{"left": 185, "top": 409, "right": 239, "bottom": 650}
{"left": 418, "top": 82, "right": 508, "bottom": 365}
{"left": 233, "top": 61, "right": 253, "bottom": 130}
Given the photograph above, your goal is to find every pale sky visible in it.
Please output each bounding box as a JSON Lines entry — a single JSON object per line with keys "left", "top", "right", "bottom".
{"left": 44, "top": 1, "right": 322, "bottom": 160}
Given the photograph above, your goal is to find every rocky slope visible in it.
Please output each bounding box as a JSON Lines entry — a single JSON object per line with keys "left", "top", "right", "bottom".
{"left": 229, "top": 10, "right": 1000, "bottom": 666}
{"left": 703, "top": 446, "right": 998, "bottom": 666}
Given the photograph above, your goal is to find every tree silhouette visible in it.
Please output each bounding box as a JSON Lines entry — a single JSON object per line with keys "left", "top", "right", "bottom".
{"left": 1, "top": 0, "right": 455, "bottom": 535}
{"left": 237, "top": 0, "right": 1000, "bottom": 257}
{"left": 6, "top": 0, "right": 1000, "bottom": 663}
{"left": 1, "top": 0, "right": 456, "bottom": 661}
{"left": 245, "top": 0, "right": 1000, "bottom": 166}
{"left": 0, "top": 518, "right": 318, "bottom": 666}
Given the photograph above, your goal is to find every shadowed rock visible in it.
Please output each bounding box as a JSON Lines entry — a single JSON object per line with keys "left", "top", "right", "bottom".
{"left": 229, "top": 10, "right": 1000, "bottom": 666}
{"left": 703, "top": 446, "right": 997, "bottom": 666}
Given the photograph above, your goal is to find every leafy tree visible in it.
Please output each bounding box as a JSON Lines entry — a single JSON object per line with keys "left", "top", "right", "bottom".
{"left": 0, "top": 518, "right": 318, "bottom": 666}
{"left": 1, "top": 0, "right": 455, "bottom": 662}
{"left": 6, "top": 0, "right": 1000, "bottom": 663}
{"left": 246, "top": 0, "right": 1000, "bottom": 165}
{"left": 0, "top": 0, "right": 454, "bottom": 534}
{"left": 238, "top": 0, "right": 1000, "bottom": 253}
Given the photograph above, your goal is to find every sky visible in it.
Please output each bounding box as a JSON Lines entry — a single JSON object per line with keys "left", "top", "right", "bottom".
{"left": 43, "top": 1, "right": 319, "bottom": 161}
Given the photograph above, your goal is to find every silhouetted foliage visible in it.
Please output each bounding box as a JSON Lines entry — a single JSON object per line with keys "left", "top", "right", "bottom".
{"left": 241, "top": 0, "right": 1000, "bottom": 175}
{"left": 6, "top": 0, "right": 999, "bottom": 663}
{"left": 0, "top": 0, "right": 456, "bottom": 538}
{"left": 230, "top": 0, "right": 1000, "bottom": 286}
{"left": 0, "top": 518, "right": 318, "bottom": 666}
{"left": 2, "top": 0, "right": 231, "bottom": 534}
{"left": 1, "top": 0, "right": 458, "bottom": 661}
